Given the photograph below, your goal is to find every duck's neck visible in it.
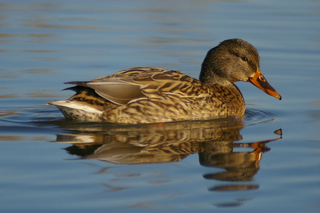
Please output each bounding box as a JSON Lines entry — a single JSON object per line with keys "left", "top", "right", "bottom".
{"left": 201, "top": 64, "right": 243, "bottom": 92}
{"left": 199, "top": 63, "right": 217, "bottom": 84}
{"left": 199, "top": 65, "right": 233, "bottom": 87}
{"left": 200, "top": 66, "right": 245, "bottom": 117}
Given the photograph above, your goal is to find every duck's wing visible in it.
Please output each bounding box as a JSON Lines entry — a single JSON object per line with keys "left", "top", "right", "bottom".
{"left": 65, "top": 79, "right": 146, "bottom": 105}
{"left": 65, "top": 67, "right": 202, "bottom": 105}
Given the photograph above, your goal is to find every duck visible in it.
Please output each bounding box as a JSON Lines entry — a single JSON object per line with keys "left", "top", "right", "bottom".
{"left": 48, "top": 39, "right": 281, "bottom": 124}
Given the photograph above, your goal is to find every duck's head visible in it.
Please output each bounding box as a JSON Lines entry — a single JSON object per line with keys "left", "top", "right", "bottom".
{"left": 200, "top": 39, "right": 281, "bottom": 100}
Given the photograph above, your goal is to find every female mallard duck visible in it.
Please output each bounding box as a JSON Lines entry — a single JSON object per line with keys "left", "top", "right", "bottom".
{"left": 48, "top": 39, "right": 281, "bottom": 124}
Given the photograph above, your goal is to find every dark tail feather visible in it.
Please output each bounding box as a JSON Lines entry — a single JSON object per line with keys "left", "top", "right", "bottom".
{"left": 64, "top": 81, "right": 90, "bottom": 87}
{"left": 63, "top": 86, "right": 80, "bottom": 92}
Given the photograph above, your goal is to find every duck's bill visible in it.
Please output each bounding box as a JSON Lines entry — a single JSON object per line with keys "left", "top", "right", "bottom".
{"left": 248, "top": 69, "right": 282, "bottom": 100}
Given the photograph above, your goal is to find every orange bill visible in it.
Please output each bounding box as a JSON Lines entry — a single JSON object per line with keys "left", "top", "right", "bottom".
{"left": 248, "top": 69, "right": 282, "bottom": 100}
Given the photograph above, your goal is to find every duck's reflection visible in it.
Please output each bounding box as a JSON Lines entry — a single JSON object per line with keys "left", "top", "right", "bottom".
{"left": 54, "top": 118, "right": 281, "bottom": 192}
{"left": 201, "top": 139, "right": 273, "bottom": 182}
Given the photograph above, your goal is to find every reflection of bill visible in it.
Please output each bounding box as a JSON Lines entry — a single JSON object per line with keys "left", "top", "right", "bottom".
{"left": 201, "top": 131, "right": 281, "bottom": 182}
{"left": 54, "top": 119, "right": 281, "bottom": 183}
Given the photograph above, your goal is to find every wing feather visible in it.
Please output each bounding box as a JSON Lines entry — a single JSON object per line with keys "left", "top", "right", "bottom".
{"left": 87, "top": 79, "right": 146, "bottom": 105}
{"left": 63, "top": 67, "right": 203, "bottom": 106}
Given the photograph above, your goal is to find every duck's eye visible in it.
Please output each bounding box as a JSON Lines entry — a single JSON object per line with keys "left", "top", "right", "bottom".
{"left": 241, "top": 57, "right": 248, "bottom": 62}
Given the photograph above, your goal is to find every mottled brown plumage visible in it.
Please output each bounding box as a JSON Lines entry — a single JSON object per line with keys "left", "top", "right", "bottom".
{"left": 48, "top": 39, "right": 281, "bottom": 124}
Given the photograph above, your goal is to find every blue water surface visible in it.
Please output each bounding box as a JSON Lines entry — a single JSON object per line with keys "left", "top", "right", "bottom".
{"left": 0, "top": 0, "right": 320, "bottom": 212}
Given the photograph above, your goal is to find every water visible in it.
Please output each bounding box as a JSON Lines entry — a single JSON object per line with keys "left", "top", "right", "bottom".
{"left": 1, "top": 0, "right": 320, "bottom": 212}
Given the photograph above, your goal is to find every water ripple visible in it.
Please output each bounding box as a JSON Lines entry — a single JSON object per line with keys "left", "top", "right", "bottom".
{"left": 244, "top": 108, "right": 285, "bottom": 127}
